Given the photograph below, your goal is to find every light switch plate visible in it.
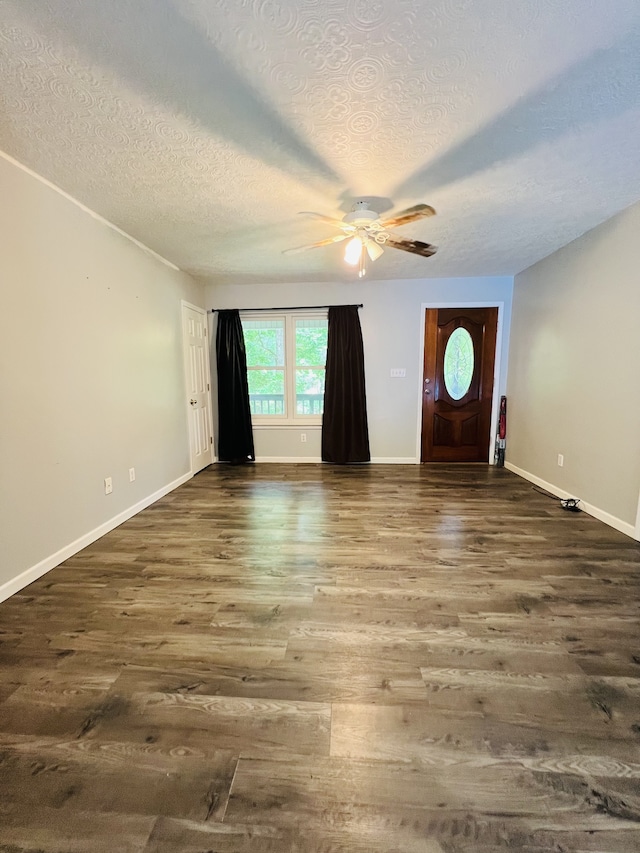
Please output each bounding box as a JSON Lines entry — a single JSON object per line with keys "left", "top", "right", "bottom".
{"left": 390, "top": 368, "right": 406, "bottom": 378}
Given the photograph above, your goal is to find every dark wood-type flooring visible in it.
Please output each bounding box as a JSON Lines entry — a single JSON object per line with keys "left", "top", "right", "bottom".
{"left": 1, "top": 464, "right": 640, "bottom": 852}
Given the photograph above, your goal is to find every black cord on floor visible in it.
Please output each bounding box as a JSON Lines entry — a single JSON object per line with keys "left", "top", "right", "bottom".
{"left": 532, "top": 485, "right": 560, "bottom": 501}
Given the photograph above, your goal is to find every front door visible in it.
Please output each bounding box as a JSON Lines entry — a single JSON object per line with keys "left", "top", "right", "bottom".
{"left": 421, "top": 307, "right": 498, "bottom": 462}
{"left": 182, "top": 303, "right": 213, "bottom": 474}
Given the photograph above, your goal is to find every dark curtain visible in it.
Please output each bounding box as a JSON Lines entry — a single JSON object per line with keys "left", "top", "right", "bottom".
{"left": 216, "top": 310, "right": 255, "bottom": 463}
{"left": 321, "top": 306, "right": 370, "bottom": 464}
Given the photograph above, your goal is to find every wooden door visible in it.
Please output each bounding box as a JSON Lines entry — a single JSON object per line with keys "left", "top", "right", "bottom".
{"left": 421, "top": 307, "right": 498, "bottom": 462}
{"left": 182, "top": 303, "right": 213, "bottom": 473}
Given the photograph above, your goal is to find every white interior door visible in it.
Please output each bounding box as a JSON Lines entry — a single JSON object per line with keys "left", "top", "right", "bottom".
{"left": 182, "top": 302, "right": 213, "bottom": 473}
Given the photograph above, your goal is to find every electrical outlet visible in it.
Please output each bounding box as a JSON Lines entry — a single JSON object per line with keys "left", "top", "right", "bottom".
{"left": 104, "top": 477, "right": 113, "bottom": 495}
{"left": 390, "top": 368, "right": 406, "bottom": 378}
{"left": 557, "top": 454, "right": 564, "bottom": 467}
{"left": 300, "top": 433, "right": 307, "bottom": 443}
{"left": 129, "top": 467, "right": 136, "bottom": 482}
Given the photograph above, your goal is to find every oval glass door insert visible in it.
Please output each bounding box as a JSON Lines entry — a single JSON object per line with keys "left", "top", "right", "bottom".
{"left": 444, "top": 327, "right": 474, "bottom": 400}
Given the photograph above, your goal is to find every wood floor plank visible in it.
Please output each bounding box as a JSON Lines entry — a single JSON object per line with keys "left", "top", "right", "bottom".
{"left": 0, "top": 804, "right": 155, "bottom": 853}
{"left": 47, "top": 628, "right": 288, "bottom": 667}
{"left": 109, "top": 660, "right": 429, "bottom": 705}
{"left": 225, "top": 755, "right": 640, "bottom": 847}
{"left": 142, "top": 814, "right": 447, "bottom": 853}
{"left": 0, "top": 733, "right": 237, "bottom": 822}
{"left": 330, "top": 701, "right": 640, "bottom": 769}
{"left": 0, "top": 669, "right": 119, "bottom": 736}
{"left": 84, "top": 691, "right": 332, "bottom": 760}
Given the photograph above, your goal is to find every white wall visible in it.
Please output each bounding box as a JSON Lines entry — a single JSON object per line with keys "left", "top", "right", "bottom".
{"left": 507, "top": 200, "right": 640, "bottom": 537}
{"left": 206, "top": 276, "right": 513, "bottom": 462}
{"left": 0, "top": 154, "right": 205, "bottom": 597}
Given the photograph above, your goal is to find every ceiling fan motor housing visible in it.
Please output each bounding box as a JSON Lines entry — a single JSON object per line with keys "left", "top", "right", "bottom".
{"left": 343, "top": 201, "right": 379, "bottom": 227}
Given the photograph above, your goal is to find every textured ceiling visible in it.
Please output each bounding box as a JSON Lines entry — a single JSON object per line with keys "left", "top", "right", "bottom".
{"left": 2, "top": 0, "right": 640, "bottom": 284}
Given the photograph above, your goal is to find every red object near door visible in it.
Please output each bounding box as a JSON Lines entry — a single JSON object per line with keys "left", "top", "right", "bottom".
{"left": 496, "top": 395, "right": 507, "bottom": 466}
{"left": 499, "top": 395, "right": 507, "bottom": 440}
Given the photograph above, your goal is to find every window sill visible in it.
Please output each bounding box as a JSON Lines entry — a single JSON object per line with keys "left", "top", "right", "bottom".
{"left": 252, "top": 423, "right": 322, "bottom": 430}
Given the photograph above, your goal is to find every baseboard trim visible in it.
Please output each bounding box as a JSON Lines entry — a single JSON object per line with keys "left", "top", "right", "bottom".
{"left": 505, "top": 462, "right": 637, "bottom": 540}
{"left": 0, "top": 472, "right": 193, "bottom": 604}
{"left": 234, "top": 457, "right": 419, "bottom": 464}
{"left": 370, "top": 457, "right": 420, "bottom": 464}
{"left": 253, "top": 457, "right": 323, "bottom": 463}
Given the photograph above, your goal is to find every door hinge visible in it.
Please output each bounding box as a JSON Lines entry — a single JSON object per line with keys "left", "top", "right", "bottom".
{"left": 207, "top": 383, "right": 210, "bottom": 391}
{"left": 210, "top": 436, "right": 213, "bottom": 444}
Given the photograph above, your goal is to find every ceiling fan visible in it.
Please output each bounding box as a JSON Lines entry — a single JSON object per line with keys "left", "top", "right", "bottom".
{"left": 284, "top": 200, "right": 438, "bottom": 278}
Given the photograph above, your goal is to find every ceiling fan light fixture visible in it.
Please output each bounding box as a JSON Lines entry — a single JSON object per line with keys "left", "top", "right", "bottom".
{"left": 344, "top": 236, "right": 362, "bottom": 265}
{"left": 365, "top": 238, "right": 384, "bottom": 262}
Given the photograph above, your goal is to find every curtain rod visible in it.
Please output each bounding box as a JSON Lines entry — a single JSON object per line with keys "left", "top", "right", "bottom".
{"left": 208, "top": 304, "right": 363, "bottom": 314}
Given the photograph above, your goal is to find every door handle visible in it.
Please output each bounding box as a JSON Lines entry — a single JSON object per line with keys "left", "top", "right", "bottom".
{"left": 425, "top": 389, "right": 432, "bottom": 395}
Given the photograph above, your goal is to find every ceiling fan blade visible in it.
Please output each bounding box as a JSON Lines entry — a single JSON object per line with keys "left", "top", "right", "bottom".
{"left": 283, "top": 233, "right": 349, "bottom": 255}
{"left": 386, "top": 237, "right": 438, "bottom": 258}
{"left": 380, "top": 204, "right": 436, "bottom": 229}
{"left": 299, "top": 211, "right": 346, "bottom": 229}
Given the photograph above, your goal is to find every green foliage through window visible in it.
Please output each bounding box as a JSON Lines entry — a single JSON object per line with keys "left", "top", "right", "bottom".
{"left": 241, "top": 314, "right": 328, "bottom": 419}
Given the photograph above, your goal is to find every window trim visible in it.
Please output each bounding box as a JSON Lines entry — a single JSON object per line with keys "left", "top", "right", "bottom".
{"left": 242, "top": 310, "right": 328, "bottom": 426}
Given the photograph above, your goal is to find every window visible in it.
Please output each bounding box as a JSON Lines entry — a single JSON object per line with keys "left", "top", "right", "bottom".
{"left": 444, "top": 327, "right": 474, "bottom": 400}
{"left": 241, "top": 312, "right": 328, "bottom": 424}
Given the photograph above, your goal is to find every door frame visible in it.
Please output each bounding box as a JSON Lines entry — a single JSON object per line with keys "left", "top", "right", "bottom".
{"left": 181, "top": 300, "right": 215, "bottom": 473}
{"left": 415, "top": 301, "right": 506, "bottom": 464}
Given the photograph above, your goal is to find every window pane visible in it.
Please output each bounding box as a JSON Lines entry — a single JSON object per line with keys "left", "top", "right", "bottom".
{"left": 242, "top": 318, "right": 285, "bottom": 367}
{"left": 295, "top": 318, "right": 328, "bottom": 366}
{"left": 247, "top": 369, "right": 285, "bottom": 415}
{"left": 296, "top": 368, "right": 325, "bottom": 415}
{"left": 444, "top": 327, "right": 474, "bottom": 400}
